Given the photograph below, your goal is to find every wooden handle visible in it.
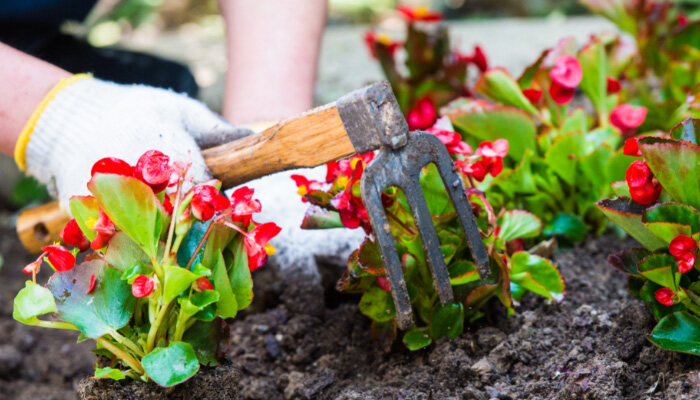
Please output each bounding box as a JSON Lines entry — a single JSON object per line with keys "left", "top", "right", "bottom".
{"left": 202, "top": 104, "right": 355, "bottom": 187}
{"left": 17, "top": 102, "right": 360, "bottom": 253}
{"left": 17, "top": 201, "right": 72, "bottom": 254}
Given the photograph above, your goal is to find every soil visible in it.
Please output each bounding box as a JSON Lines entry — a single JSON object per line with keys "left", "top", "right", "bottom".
{"left": 1, "top": 224, "right": 700, "bottom": 399}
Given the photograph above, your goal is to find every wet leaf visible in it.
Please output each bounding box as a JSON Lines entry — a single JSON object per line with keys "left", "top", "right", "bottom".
{"left": 359, "top": 287, "right": 396, "bottom": 322}
{"left": 429, "top": 303, "right": 464, "bottom": 340}
{"left": 648, "top": 311, "right": 700, "bottom": 356}
{"left": 403, "top": 327, "right": 432, "bottom": 351}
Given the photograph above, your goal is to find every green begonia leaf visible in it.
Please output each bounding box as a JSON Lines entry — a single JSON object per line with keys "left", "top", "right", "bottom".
{"left": 141, "top": 342, "right": 199, "bottom": 387}
{"left": 648, "top": 311, "right": 700, "bottom": 356}
{"left": 497, "top": 210, "right": 542, "bottom": 241}
{"left": 429, "top": 303, "right": 464, "bottom": 340}
{"left": 13, "top": 281, "right": 57, "bottom": 325}
{"left": 403, "top": 327, "right": 432, "bottom": 351}
{"left": 359, "top": 287, "right": 396, "bottom": 322}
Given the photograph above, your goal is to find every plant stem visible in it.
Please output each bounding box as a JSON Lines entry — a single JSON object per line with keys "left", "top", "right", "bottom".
{"left": 146, "top": 301, "right": 171, "bottom": 352}
{"left": 96, "top": 337, "right": 144, "bottom": 376}
{"left": 109, "top": 329, "right": 144, "bottom": 357}
{"left": 185, "top": 221, "right": 217, "bottom": 270}
{"left": 33, "top": 320, "right": 78, "bottom": 330}
{"left": 385, "top": 209, "right": 417, "bottom": 236}
{"left": 162, "top": 182, "right": 185, "bottom": 260}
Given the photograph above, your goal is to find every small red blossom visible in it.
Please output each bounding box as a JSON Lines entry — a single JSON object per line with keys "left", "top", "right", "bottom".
{"left": 397, "top": 5, "right": 442, "bottom": 22}
{"left": 194, "top": 277, "right": 214, "bottom": 292}
{"left": 41, "top": 244, "right": 75, "bottom": 272}
{"left": 90, "top": 209, "right": 116, "bottom": 250}
{"left": 291, "top": 175, "right": 324, "bottom": 203}
{"left": 677, "top": 14, "right": 689, "bottom": 27}
{"left": 91, "top": 157, "right": 133, "bottom": 177}
{"left": 625, "top": 160, "right": 661, "bottom": 205}
{"left": 456, "top": 159, "right": 488, "bottom": 182}
{"left": 22, "top": 257, "right": 43, "bottom": 276}
{"left": 61, "top": 219, "right": 89, "bottom": 251}
{"left": 163, "top": 193, "right": 175, "bottom": 215}
{"left": 325, "top": 153, "right": 375, "bottom": 184}
{"left": 550, "top": 55, "right": 583, "bottom": 89}
{"left": 244, "top": 222, "right": 282, "bottom": 271}
{"left": 606, "top": 77, "right": 621, "bottom": 94}
{"left": 230, "top": 186, "right": 262, "bottom": 227}
{"left": 407, "top": 97, "right": 437, "bottom": 131}
{"left": 364, "top": 31, "right": 401, "bottom": 59}
{"left": 676, "top": 251, "right": 696, "bottom": 273}
{"left": 191, "top": 184, "right": 229, "bottom": 221}
{"left": 623, "top": 137, "right": 642, "bottom": 157}
{"left": 331, "top": 163, "right": 370, "bottom": 231}
{"left": 457, "top": 45, "right": 489, "bottom": 72}
{"left": 655, "top": 287, "right": 675, "bottom": 306}
{"left": 522, "top": 88, "right": 543, "bottom": 104}
{"left": 86, "top": 275, "right": 97, "bottom": 294}
{"left": 134, "top": 150, "right": 171, "bottom": 193}
{"left": 611, "top": 104, "right": 647, "bottom": 132}
{"left": 376, "top": 276, "right": 391, "bottom": 292}
{"left": 549, "top": 81, "right": 576, "bottom": 105}
{"left": 132, "top": 275, "right": 155, "bottom": 298}
{"left": 669, "top": 235, "right": 697, "bottom": 257}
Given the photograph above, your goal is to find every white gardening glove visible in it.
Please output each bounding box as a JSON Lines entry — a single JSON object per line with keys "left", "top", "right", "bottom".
{"left": 17, "top": 76, "right": 252, "bottom": 209}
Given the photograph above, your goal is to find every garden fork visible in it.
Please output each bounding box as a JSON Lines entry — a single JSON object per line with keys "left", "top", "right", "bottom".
{"left": 16, "top": 81, "right": 489, "bottom": 330}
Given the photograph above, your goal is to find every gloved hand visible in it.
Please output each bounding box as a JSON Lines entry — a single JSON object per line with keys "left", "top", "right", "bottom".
{"left": 14, "top": 75, "right": 252, "bottom": 209}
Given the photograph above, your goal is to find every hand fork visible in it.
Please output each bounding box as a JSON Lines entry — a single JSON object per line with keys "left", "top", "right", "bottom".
{"left": 16, "top": 81, "right": 490, "bottom": 329}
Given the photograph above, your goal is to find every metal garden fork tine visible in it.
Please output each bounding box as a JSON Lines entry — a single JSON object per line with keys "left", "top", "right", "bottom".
{"left": 361, "top": 130, "right": 491, "bottom": 330}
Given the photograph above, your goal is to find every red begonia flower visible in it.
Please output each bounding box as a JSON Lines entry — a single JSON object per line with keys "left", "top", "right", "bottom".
{"left": 476, "top": 139, "right": 509, "bottom": 159}
{"left": 606, "top": 77, "right": 621, "bottom": 94}
{"left": 331, "top": 163, "right": 370, "bottom": 230}
{"left": 194, "top": 277, "right": 214, "bottom": 292}
{"left": 610, "top": 104, "right": 647, "bottom": 131}
{"left": 61, "top": 219, "right": 89, "bottom": 251}
{"left": 626, "top": 160, "right": 653, "bottom": 189}
{"left": 397, "top": 5, "right": 442, "bottom": 22}
{"left": 163, "top": 193, "right": 174, "bottom": 215}
{"left": 626, "top": 160, "right": 661, "bottom": 204}
{"left": 90, "top": 209, "right": 116, "bottom": 250}
{"left": 457, "top": 46, "right": 489, "bottom": 72}
{"left": 191, "top": 184, "right": 229, "bottom": 221}
{"left": 676, "top": 251, "right": 696, "bottom": 273}
{"left": 291, "top": 175, "right": 324, "bottom": 203}
{"left": 456, "top": 159, "right": 488, "bottom": 182}
{"left": 376, "top": 276, "right": 391, "bottom": 292}
{"left": 623, "top": 137, "right": 641, "bottom": 156}
{"left": 230, "top": 186, "right": 262, "bottom": 227}
{"left": 669, "top": 235, "right": 697, "bottom": 257}
{"left": 132, "top": 275, "right": 154, "bottom": 298}
{"left": 407, "top": 97, "right": 437, "bottom": 130}
{"left": 86, "top": 275, "right": 97, "bottom": 294}
{"left": 325, "top": 153, "right": 375, "bottom": 184}
{"left": 91, "top": 157, "right": 133, "bottom": 177}
{"left": 364, "top": 31, "right": 400, "bottom": 59}
{"left": 629, "top": 179, "right": 661, "bottom": 205}
{"left": 655, "top": 287, "right": 674, "bottom": 306}
{"left": 550, "top": 55, "right": 583, "bottom": 89}
{"left": 677, "top": 14, "right": 689, "bottom": 27}
{"left": 522, "top": 88, "right": 543, "bottom": 104}
{"left": 134, "top": 150, "right": 171, "bottom": 193}
{"left": 244, "top": 222, "right": 282, "bottom": 271}
{"left": 41, "top": 244, "right": 75, "bottom": 272}
{"left": 549, "top": 81, "right": 576, "bottom": 105}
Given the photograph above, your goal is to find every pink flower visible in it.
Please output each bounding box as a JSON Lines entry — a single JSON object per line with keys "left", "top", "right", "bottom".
{"left": 407, "top": 97, "right": 437, "bottom": 131}
{"left": 655, "top": 287, "right": 675, "bottom": 306}
{"left": 611, "top": 104, "right": 647, "bottom": 132}
{"left": 61, "top": 219, "right": 89, "bottom": 251}
{"left": 426, "top": 126, "right": 473, "bottom": 155}
{"left": 550, "top": 55, "right": 583, "bottom": 89}
{"left": 134, "top": 150, "right": 171, "bottom": 193}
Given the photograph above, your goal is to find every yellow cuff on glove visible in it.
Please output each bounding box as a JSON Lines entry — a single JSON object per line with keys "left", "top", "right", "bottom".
{"left": 14, "top": 73, "right": 92, "bottom": 171}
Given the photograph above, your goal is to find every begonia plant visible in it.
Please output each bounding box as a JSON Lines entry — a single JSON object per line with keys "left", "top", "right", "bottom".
{"left": 442, "top": 35, "right": 644, "bottom": 243}
{"left": 292, "top": 118, "right": 564, "bottom": 351}
{"left": 364, "top": 5, "right": 488, "bottom": 130}
{"left": 596, "top": 118, "right": 700, "bottom": 355}
{"left": 13, "top": 150, "right": 280, "bottom": 386}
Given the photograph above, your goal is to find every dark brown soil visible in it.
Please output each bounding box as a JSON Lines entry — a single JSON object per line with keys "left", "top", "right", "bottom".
{"left": 1, "top": 225, "right": 700, "bottom": 399}
{"left": 76, "top": 361, "right": 239, "bottom": 400}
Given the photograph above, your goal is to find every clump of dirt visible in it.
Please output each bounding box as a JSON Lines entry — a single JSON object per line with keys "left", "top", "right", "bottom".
{"left": 228, "top": 235, "right": 700, "bottom": 399}
{"left": 1, "top": 224, "right": 700, "bottom": 399}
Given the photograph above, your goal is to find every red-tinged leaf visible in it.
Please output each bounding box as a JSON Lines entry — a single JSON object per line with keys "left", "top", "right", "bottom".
{"left": 596, "top": 197, "right": 667, "bottom": 250}
{"left": 607, "top": 248, "right": 651, "bottom": 276}
{"left": 638, "top": 137, "right": 700, "bottom": 210}
{"left": 474, "top": 68, "right": 538, "bottom": 115}
{"left": 300, "top": 206, "right": 344, "bottom": 229}
{"left": 69, "top": 195, "right": 100, "bottom": 241}
{"left": 670, "top": 118, "right": 700, "bottom": 145}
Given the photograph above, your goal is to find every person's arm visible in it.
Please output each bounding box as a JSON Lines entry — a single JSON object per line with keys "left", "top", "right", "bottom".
{"left": 219, "top": 0, "right": 327, "bottom": 125}
{"left": 0, "top": 42, "right": 71, "bottom": 155}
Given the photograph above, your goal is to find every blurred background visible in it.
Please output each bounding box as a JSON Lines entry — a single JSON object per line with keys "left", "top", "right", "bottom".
{"left": 0, "top": 0, "right": 613, "bottom": 215}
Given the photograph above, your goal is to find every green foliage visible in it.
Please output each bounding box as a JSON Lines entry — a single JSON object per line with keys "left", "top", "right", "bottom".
{"left": 13, "top": 153, "right": 279, "bottom": 385}
{"left": 598, "top": 122, "right": 700, "bottom": 355}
